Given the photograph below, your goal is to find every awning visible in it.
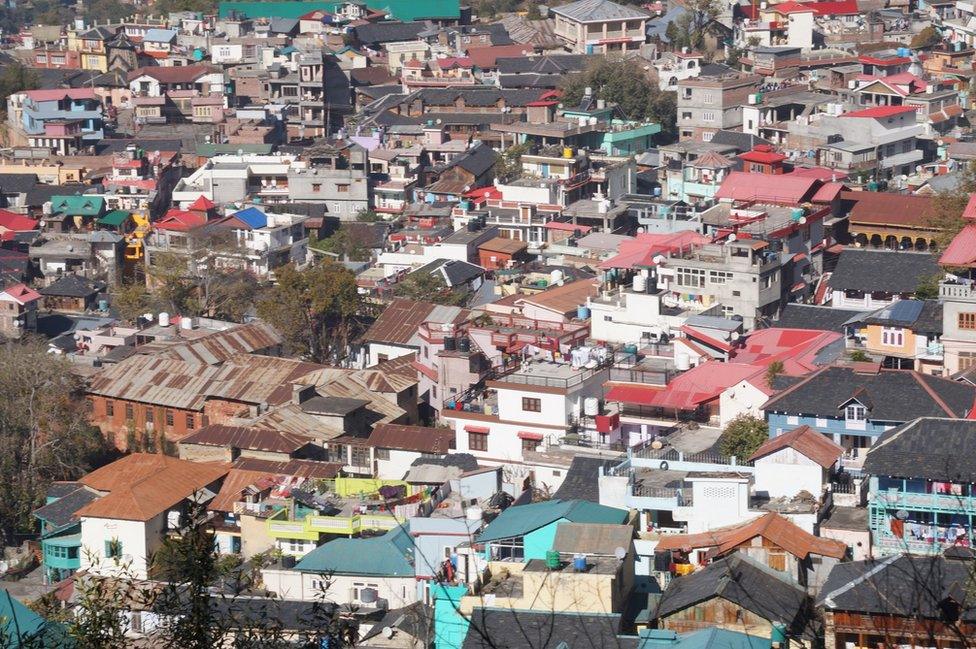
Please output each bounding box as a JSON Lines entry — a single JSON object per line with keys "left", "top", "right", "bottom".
{"left": 97, "top": 210, "right": 130, "bottom": 227}
{"left": 517, "top": 431, "right": 544, "bottom": 441}
{"left": 464, "top": 425, "right": 489, "bottom": 434}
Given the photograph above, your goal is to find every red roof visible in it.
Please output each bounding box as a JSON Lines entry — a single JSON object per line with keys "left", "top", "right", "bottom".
{"left": 963, "top": 194, "right": 976, "bottom": 221}
{"left": 841, "top": 105, "right": 915, "bottom": 118}
{"left": 749, "top": 425, "right": 844, "bottom": 467}
{"left": 605, "top": 361, "right": 763, "bottom": 410}
{"left": 810, "top": 181, "right": 845, "bottom": 203}
{"left": 599, "top": 231, "right": 709, "bottom": 270}
{"left": 739, "top": 146, "right": 787, "bottom": 165}
{"left": 858, "top": 54, "right": 911, "bottom": 66}
{"left": 0, "top": 210, "right": 39, "bottom": 232}
{"left": 126, "top": 64, "right": 218, "bottom": 83}
{"left": 940, "top": 223, "right": 976, "bottom": 268}
{"left": 188, "top": 195, "right": 215, "bottom": 211}
{"left": 773, "top": 1, "right": 815, "bottom": 12}
{"left": 789, "top": 166, "right": 848, "bottom": 181}
{"left": 156, "top": 209, "right": 207, "bottom": 231}
{"left": 464, "top": 44, "right": 533, "bottom": 69}
{"left": 681, "top": 324, "right": 734, "bottom": 353}
{"left": 732, "top": 328, "right": 843, "bottom": 374}
{"left": 1, "top": 283, "right": 42, "bottom": 305}
{"left": 435, "top": 56, "right": 473, "bottom": 69}
{"left": 545, "top": 221, "right": 592, "bottom": 233}
{"left": 715, "top": 171, "right": 820, "bottom": 204}
{"left": 800, "top": 0, "right": 858, "bottom": 14}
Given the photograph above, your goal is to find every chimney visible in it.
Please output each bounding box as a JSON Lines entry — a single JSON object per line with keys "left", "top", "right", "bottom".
{"left": 292, "top": 383, "right": 316, "bottom": 405}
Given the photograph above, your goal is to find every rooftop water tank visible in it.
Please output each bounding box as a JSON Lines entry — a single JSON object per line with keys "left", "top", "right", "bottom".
{"left": 159, "top": 312, "right": 170, "bottom": 327}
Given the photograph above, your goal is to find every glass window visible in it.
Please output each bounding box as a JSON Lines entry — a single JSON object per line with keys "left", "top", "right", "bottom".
{"left": 165, "top": 410, "right": 174, "bottom": 426}
{"left": 104, "top": 539, "right": 122, "bottom": 558}
{"left": 845, "top": 404, "right": 866, "bottom": 421}
{"left": 105, "top": 400, "right": 114, "bottom": 416}
{"left": 522, "top": 397, "right": 541, "bottom": 412}
{"left": 468, "top": 432, "right": 487, "bottom": 451}
{"left": 959, "top": 313, "right": 976, "bottom": 330}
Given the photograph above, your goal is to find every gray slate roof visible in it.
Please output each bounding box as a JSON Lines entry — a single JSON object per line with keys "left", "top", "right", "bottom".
{"left": 33, "top": 486, "right": 99, "bottom": 528}
{"left": 551, "top": 0, "right": 650, "bottom": 22}
{"left": 828, "top": 249, "right": 940, "bottom": 294}
{"left": 552, "top": 455, "right": 619, "bottom": 502}
{"left": 352, "top": 21, "right": 428, "bottom": 45}
{"left": 818, "top": 554, "right": 976, "bottom": 622}
{"left": 863, "top": 417, "right": 976, "bottom": 481}
{"left": 461, "top": 609, "right": 637, "bottom": 649}
{"left": 0, "top": 174, "right": 40, "bottom": 193}
{"left": 762, "top": 366, "right": 976, "bottom": 422}
{"left": 655, "top": 554, "right": 815, "bottom": 639}
{"left": 773, "top": 304, "right": 865, "bottom": 333}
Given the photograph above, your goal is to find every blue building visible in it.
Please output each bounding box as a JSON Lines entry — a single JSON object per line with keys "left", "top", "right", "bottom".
{"left": 863, "top": 417, "right": 976, "bottom": 556}
{"left": 19, "top": 88, "right": 105, "bottom": 141}
{"left": 32, "top": 482, "right": 99, "bottom": 584}
{"left": 475, "top": 499, "right": 629, "bottom": 561}
{"left": 762, "top": 365, "right": 975, "bottom": 467}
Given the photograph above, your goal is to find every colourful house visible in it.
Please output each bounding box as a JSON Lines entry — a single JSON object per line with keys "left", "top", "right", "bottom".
{"left": 218, "top": 0, "right": 459, "bottom": 22}
{"left": 32, "top": 483, "right": 100, "bottom": 584}
{"left": 475, "top": 499, "right": 629, "bottom": 561}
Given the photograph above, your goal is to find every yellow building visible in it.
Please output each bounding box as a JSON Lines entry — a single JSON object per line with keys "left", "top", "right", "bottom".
{"left": 857, "top": 299, "right": 943, "bottom": 374}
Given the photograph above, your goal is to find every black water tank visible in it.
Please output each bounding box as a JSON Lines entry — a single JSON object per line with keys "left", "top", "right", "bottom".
{"left": 444, "top": 337, "right": 457, "bottom": 351}
{"left": 458, "top": 338, "right": 471, "bottom": 353}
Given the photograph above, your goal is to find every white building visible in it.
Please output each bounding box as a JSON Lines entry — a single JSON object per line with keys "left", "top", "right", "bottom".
{"left": 748, "top": 425, "right": 843, "bottom": 500}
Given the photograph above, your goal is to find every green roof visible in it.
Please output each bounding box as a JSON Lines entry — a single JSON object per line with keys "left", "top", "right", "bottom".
{"left": 477, "top": 499, "right": 628, "bottom": 542}
{"left": 195, "top": 143, "right": 275, "bottom": 157}
{"left": 219, "top": 0, "right": 459, "bottom": 22}
{"left": 51, "top": 195, "right": 105, "bottom": 217}
{"left": 294, "top": 525, "right": 414, "bottom": 576}
{"left": 0, "top": 589, "right": 71, "bottom": 648}
{"left": 638, "top": 628, "right": 772, "bottom": 649}
{"left": 97, "top": 210, "right": 130, "bottom": 227}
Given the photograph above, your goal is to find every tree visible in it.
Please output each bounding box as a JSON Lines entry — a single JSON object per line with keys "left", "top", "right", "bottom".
{"left": 312, "top": 227, "right": 372, "bottom": 262}
{"left": 255, "top": 261, "right": 363, "bottom": 363}
{"left": 111, "top": 281, "right": 154, "bottom": 323}
{"left": 0, "top": 64, "right": 39, "bottom": 122}
{"left": 849, "top": 350, "right": 871, "bottom": 362}
{"left": 494, "top": 143, "right": 531, "bottom": 183}
{"left": 199, "top": 268, "right": 260, "bottom": 322}
{"left": 394, "top": 271, "right": 469, "bottom": 306}
{"left": 718, "top": 414, "right": 769, "bottom": 460}
{"left": 0, "top": 342, "right": 111, "bottom": 546}
{"left": 667, "top": 0, "right": 723, "bottom": 54}
{"left": 911, "top": 26, "right": 942, "bottom": 49}
{"left": 560, "top": 59, "right": 678, "bottom": 140}
{"left": 764, "top": 360, "right": 784, "bottom": 388}
{"left": 915, "top": 273, "right": 942, "bottom": 300}
{"left": 925, "top": 162, "right": 976, "bottom": 251}
{"left": 355, "top": 208, "right": 383, "bottom": 223}
{"left": 146, "top": 251, "right": 199, "bottom": 315}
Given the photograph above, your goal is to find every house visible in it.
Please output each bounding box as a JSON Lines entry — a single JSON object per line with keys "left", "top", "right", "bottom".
{"left": 38, "top": 274, "right": 103, "bottom": 313}
{"left": 862, "top": 417, "right": 976, "bottom": 556}
{"left": 819, "top": 554, "right": 976, "bottom": 649}
{"left": 459, "top": 610, "right": 632, "bottom": 649}
{"left": 75, "top": 453, "right": 229, "bottom": 579}
{"left": 850, "top": 299, "right": 943, "bottom": 373}
{"left": 127, "top": 65, "right": 224, "bottom": 97}
{"left": 477, "top": 237, "right": 528, "bottom": 270}
{"left": 840, "top": 191, "right": 941, "bottom": 251}
{"left": 325, "top": 423, "right": 456, "bottom": 479}
{"left": 550, "top": 0, "right": 650, "bottom": 54}
{"left": 827, "top": 249, "right": 940, "bottom": 311}
{"left": 475, "top": 499, "right": 629, "bottom": 561}
{"left": 762, "top": 364, "right": 976, "bottom": 467}
{"left": 654, "top": 553, "right": 816, "bottom": 642}
{"left": 939, "top": 278, "right": 976, "bottom": 375}
{"left": 748, "top": 425, "right": 844, "bottom": 499}
{"left": 33, "top": 481, "right": 100, "bottom": 584}
{"left": 177, "top": 424, "right": 320, "bottom": 464}
{"left": 8, "top": 88, "right": 104, "bottom": 142}
{"left": 261, "top": 525, "right": 420, "bottom": 608}
{"left": 0, "top": 283, "right": 42, "bottom": 339}
{"left": 677, "top": 73, "right": 763, "bottom": 142}
{"left": 654, "top": 511, "right": 848, "bottom": 588}
{"left": 359, "top": 298, "right": 470, "bottom": 367}
{"left": 410, "top": 258, "right": 485, "bottom": 292}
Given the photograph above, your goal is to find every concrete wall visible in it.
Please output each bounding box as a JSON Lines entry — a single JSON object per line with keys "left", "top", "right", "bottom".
{"left": 752, "top": 448, "right": 826, "bottom": 499}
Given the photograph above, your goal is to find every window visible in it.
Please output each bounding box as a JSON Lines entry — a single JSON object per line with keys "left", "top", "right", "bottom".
{"left": 681, "top": 111, "right": 692, "bottom": 120}
{"left": 376, "top": 448, "right": 390, "bottom": 460}
{"left": 105, "top": 400, "right": 114, "bottom": 416}
{"left": 165, "top": 410, "right": 174, "bottom": 427}
{"left": 351, "top": 447, "right": 370, "bottom": 467}
{"left": 761, "top": 275, "right": 773, "bottom": 289}
{"left": 881, "top": 327, "right": 904, "bottom": 347}
{"left": 125, "top": 403, "right": 134, "bottom": 420}
{"left": 336, "top": 184, "right": 349, "bottom": 193}
{"left": 702, "top": 131, "right": 714, "bottom": 142}
{"left": 105, "top": 539, "right": 122, "bottom": 559}
{"left": 145, "top": 407, "right": 153, "bottom": 423}
{"left": 702, "top": 111, "right": 715, "bottom": 122}
{"left": 677, "top": 268, "right": 705, "bottom": 288}
{"left": 959, "top": 313, "right": 976, "bottom": 330}
{"left": 522, "top": 397, "right": 541, "bottom": 412}
{"left": 709, "top": 271, "right": 732, "bottom": 284}
{"left": 468, "top": 431, "right": 488, "bottom": 451}
{"left": 186, "top": 414, "right": 195, "bottom": 430}
{"left": 604, "top": 315, "right": 613, "bottom": 322}
{"left": 961, "top": 352, "right": 976, "bottom": 370}
{"left": 521, "top": 438, "right": 538, "bottom": 452}
{"left": 845, "top": 404, "right": 866, "bottom": 421}
{"left": 312, "top": 183, "right": 321, "bottom": 192}
{"left": 287, "top": 539, "right": 303, "bottom": 553}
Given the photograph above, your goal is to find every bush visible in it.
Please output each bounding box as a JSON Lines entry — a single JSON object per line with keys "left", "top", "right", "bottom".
{"left": 719, "top": 415, "right": 769, "bottom": 460}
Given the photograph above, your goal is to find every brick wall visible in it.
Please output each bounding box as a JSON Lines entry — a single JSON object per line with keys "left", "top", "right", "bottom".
{"left": 88, "top": 394, "right": 203, "bottom": 450}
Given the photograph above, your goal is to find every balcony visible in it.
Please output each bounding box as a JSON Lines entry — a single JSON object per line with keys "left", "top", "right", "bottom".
{"left": 872, "top": 489, "right": 976, "bottom": 514}
{"left": 940, "top": 280, "right": 976, "bottom": 300}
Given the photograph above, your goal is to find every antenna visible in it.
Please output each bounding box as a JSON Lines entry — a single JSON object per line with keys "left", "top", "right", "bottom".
{"left": 614, "top": 546, "right": 626, "bottom": 560}
{"left": 382, "top": 627, "right": 394, "bottom": 639}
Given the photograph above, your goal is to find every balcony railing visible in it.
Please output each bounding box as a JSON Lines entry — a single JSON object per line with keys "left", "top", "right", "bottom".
{"left": 872, "top": 489, "right": 976, "bottom": 514}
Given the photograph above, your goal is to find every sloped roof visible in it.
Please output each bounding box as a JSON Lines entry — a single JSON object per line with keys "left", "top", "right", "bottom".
{"left": 656, "top": 512, "right": 847, "bottom": 559}
{"left": 841, "top": 190, "right": 936, "bottom": 227}
{"left": 362, "top": 298, "right": 469, "bottom": 346}
{"left": 714, "top": 171, "right": 820, "bottom": 204}
{"left": 939, "top": 224, "right": 976, "bottom": 267}
{"left": 39, "top": 273, "right": 101, "bottom": 298}
{"left": 295, "top": 525, "right": 414, "bottom": 576}
{"left": 828, "top": 249, "right": 939, "bottom": 293}
{"left": 515, "top": 278, "right": 600, "bottom": 317}
{"left": 476, "top": 499, "right": 628, "bottom": 542}
{"left": 748, "top": 425, "right": 844, "bottom": 467}
{"left": 551, "top": 0, "right": 650, "bottom": 21}
{"left": 462, "top": 609, "right": 631, "bottom": 649}
{"left": 1, "top": 282, "right": 42, "bottom": 305}
{"left": 552, "top": 522, "right": 633, "bottom": 555}
{"left": 862, "top": 417, "right": 976, "bottom": 482}
{"left": 77, "top": 453, "right": 229, "bottom": 522}
{"left": 367, "top": 423, "right": 455, "bottom": 453}
{"left": 655, "top": 554, "right": 814, "bottom": 639}
{"left": 33, "top": 485, "right": 100, "bottom": 528}
{"left": 126, "top": 64, "right": 218, "bottom": 83}
{"left": 179, "top": 424, "right": 312, "bottom": 454}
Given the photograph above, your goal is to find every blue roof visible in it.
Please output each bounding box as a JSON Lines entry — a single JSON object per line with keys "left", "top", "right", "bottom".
{"left": 144, "top": 28, "right": 177, "bottom": 42}
{"left": 877, "top": 299, "right": 925, "bottom": 324}
{"left": 638, "top": 628, "right": 772, "bottom": 649}
{"left": 232, "top": 207, "right": 268, "bottom": 229}
{"left": 295, "top": 526, "right": 414, "bottom": 576}
{"left": 476, "top": 499, "right": 628, "bottom": 542}
{"left": 0, "top": 589, "right": 71, "bottom": 648}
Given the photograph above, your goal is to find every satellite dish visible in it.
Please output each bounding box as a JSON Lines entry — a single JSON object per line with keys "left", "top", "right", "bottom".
{"left": 382, "top": 627, "right": 395, "bottom": 639}
{"left": 798, "top": 216, "right": 807, "bottom": 225}
{"left": 652, "top": 254, "right": 666, "bottom": 265}
{"left": 614, "top": 546, "right": 627, "bottom": 560}
{"left": 731, "top": 332, "right": 740, "bottom": 340}
{"left": 727, "top": 233, "right": 737, "bottom": 242}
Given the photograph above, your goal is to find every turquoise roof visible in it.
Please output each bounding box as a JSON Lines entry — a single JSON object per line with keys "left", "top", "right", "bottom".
{"left": 295, "top": 526, "right": 414, "bottom": 576}
{"left": 0, "top": 589, "right": 71, "bottom": 648}
{"left": 51, "top": 195, "right": 105, "bottom": 216}
{"left": 638, "top": 628, "right": 772, "bottom": 649}
{"left": 219, "top": 0, "right": 459, "bottom": 22}
{"left": 477, "top": 499, "right": 628, "bottom": 542}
